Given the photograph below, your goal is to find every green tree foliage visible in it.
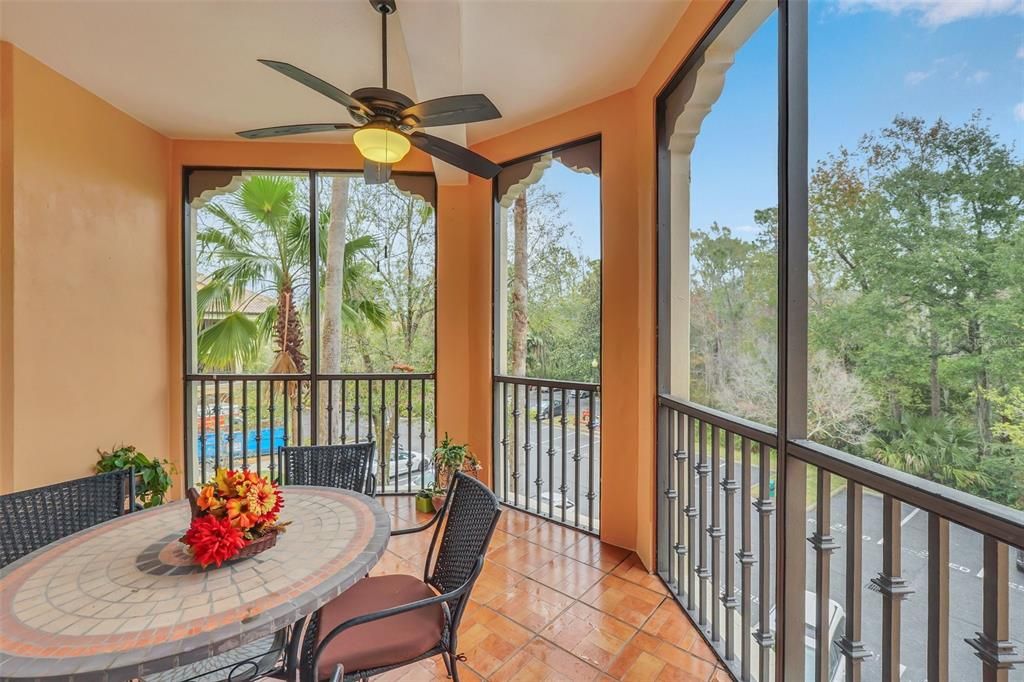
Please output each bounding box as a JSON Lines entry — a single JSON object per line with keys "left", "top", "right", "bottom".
{"left": 692, "top": 114, "right": 1023, "bottom": 508}
{"left": 504, "top": 184, "right": 600, "bottom": 383}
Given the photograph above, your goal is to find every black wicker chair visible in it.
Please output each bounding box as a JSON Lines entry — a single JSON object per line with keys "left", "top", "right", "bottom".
{"left": 278, "top": 443, "right": 375, "bottom": 494}
{"left": 0, "top": 468, "right": 135, "bottom": 568}
{"left": 294, "top": 471, "right": 501, "bottom": 682}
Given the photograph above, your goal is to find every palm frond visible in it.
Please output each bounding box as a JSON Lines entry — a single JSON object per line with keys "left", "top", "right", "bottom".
{"left": 197, "top": 312, "right": 262, "bottom": 371}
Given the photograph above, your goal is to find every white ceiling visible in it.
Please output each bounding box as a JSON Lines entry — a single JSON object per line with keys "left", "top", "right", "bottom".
{"left": 0, "top": 0, "right": 688, "bottom": 182}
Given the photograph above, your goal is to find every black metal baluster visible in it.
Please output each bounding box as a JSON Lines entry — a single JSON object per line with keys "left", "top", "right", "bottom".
{"left": 354, "top": 379, "right": 361, "bottom": 442}
{"left": 419, "top": 379, "right": 426, "bottom": 489}
{"left": 664, "top": 408, "right": 677, "bottom": 589}
{"left": 574, "top": 391, "right": 581, "bottom": 528}
{"left": 199, "top": 379, "right": 207, "bottom": 484}
{"left": 406, "top": 378, "right": 413, "bottom": 493}
{"left": 722, "top": 431, "right": 739, "bottom": 661}
{"left": 739, "top": 437, "right": 755, "bottom": 681}
{"left": 686, "top": 415, "right": 698, "bottom": 611}
{"left": 675, "top": 412, "right": 689, "bottom": 602}
{"left": 710, "top": 425, "right": 722, "bottom": 642}
{"left": 255, "top": 380, "right": 262, "bottom": 476}
{"left": 838, "top": 482, "right": 868, "bottom": 682}
{"left": 501, "top": 382, "right": 509, "bottom": 503}
{"left": 810, "top": 468, "right": 839, "bottom": 681}
{"left": 268, "top": 380, "right": 276, "bottom": 481}
{"left": 296, "top": 380, "right": 304, "bottom": 446}
{"left": 214, "top": 377, "right": 222, "bottom": 472}
{"left": 227, "top": 380, "right": 235, "bottom": 470}
{"left": 927, "top": 513, "right": 949, "bottom": 682}
{"left": 341, "top": 379, "right": 348, "bottom": 444}
{"left": 536, "top": 386, "right": 543, "bottom": 516}
{"left": 392, "top": 379, "right": 399, "bottom": 494}
{"left": 658, "top": 406, "right": 672, "bottom": 581}
{"left": 587, "top": 390, "right": 596, "bottom": 532}
{"left": 966, "top": 537, "right": 1019, "bottom": 682}
{"left": 754, "top": 443, "right": 775, "bottom": 681}
{"left": 548, "top": 388, "right": 555, "bottom": 519}
{"left": 873, "top": 495, "right": 913, "bottom": 682}
{"left": 327, "top": 379, "right": 334, "bottom": 443}
{"left": 559, "top": 388, "right": 568, "bottom": 523}
{"left": 241, "top": 380, "right": 249, "bottom": 470}
{"left": 512, "top": 384, "right": 521, "bottom": 506}
{"left": 524, "top": 385, "right": 531, "bottom": 513}
{"left": 697, "top": 420, "right": 711, "bottom": 627}
{"left": 282, "top": 380, "right": 290, "bottom": 455}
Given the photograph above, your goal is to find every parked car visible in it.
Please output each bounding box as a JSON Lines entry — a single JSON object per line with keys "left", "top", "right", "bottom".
{"left": 388, "top": 449, "right": 423, "bottom": 478}
{"left": 538, "top": 491, "right": 575, "bottom": 511}
{"left": 538, "top": 398, "right": 564, "bottom": 419}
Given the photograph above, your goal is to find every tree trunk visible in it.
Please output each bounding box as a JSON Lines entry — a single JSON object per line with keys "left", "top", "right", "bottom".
{"left": 929, "top": 325, "right": 941, "bottom": 418}
{"left": 319, "top": 176, "right": 350, "bottom": 440}
{"left": 275, "top": 280, "right": 305, "bottom": 372}
{"left": 403, "top": 199, "right": 415, "bottom": 358}
{"left": 511, "top": 189, "right": 529, "bottom": 376}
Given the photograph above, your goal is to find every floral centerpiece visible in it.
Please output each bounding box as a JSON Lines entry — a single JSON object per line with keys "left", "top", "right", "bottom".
{"left": 181, "top": 468, "right": 286, "bottom": 568}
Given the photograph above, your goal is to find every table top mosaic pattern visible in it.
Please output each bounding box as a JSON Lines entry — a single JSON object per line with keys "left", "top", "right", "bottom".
{"left": 0, "top": 486, "right": 390, "bottom": 681}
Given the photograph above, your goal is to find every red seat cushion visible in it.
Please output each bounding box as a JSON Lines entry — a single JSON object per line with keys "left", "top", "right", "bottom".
{"left": 315, "top": 574, "right": 446, "bottom": 679}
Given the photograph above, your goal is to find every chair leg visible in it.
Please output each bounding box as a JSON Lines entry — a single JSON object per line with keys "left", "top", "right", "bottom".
{"left": 450, "top": 654, "right": 461, "bottom": 682}
{"left": 440, "top": 651, "right": 453, "bottom": 679}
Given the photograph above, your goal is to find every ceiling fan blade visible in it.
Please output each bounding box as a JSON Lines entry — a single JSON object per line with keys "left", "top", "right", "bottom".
{"left": 364, "top": 160, "right": 392, "bottom": 185}
{"left": 407, "top": 132, "right": 502, "bottom": 179}
{"left": 257, "top": 60, "right": 375, "bottom": 120}
{"left": 399, "top": 94, "right": 501, "bottom": 128}
{"left": 236, "top": 123, "right": 356, "bottom": 139}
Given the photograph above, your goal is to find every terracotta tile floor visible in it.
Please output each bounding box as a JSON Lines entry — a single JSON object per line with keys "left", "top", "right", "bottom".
{"left": 371, "top": 496, "right": 730, "bottom": 682}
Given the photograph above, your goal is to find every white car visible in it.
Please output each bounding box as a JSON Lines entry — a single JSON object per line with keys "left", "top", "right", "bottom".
{"left": 385, "top": 449, "right": 423, "bottom": 479}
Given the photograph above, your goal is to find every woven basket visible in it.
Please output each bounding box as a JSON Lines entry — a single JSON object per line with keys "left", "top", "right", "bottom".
{"left": 184, "top": 487, "right": 279, "bottom": 561}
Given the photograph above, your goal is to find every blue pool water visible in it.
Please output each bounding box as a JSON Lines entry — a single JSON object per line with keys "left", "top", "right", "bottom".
{"left": 197, "top": 426, "right": 285, "bottom": 460}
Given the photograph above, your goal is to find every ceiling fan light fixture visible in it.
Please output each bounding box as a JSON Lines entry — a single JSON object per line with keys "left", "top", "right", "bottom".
{"left": 353, "top": 124, "right": 410, "bottom": 164}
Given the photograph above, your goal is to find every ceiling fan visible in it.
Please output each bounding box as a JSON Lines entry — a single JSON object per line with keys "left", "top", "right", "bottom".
{"left": 237, "top": 0, "right": 503, "bottom": 185}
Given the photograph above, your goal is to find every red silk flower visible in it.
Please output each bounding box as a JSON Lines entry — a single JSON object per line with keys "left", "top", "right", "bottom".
{"left": 184, "top": 514, "right": 247, "bottom": 567}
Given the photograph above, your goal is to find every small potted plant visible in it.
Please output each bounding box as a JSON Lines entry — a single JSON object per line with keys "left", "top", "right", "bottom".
{"left": 95, "top": 445, "right": 175, "bottom": 509}
{"left": 415, "top": 485, "right": 441, "bottom": 514}
{"left": 429, "top": 433, "right": 481, "bottom": 511}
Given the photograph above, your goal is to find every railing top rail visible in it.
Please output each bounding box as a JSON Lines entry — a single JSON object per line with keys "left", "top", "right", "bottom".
{"left": 186, "top": 372, "right": 435, "bottom": 381}
{"left": 657, "top": 393, "right": 1024, "bottom": 548}
{"left": 657, "top": 394, "right": 777, "bottom": 446}
{"left": 790, "top": 439, "right": 1024, "bottom": 549}
{"left": 494, "top": 375, "right": 600, "bottom": 391}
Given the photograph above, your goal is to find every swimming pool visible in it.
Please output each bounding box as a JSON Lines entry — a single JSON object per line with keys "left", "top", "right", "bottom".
{"left": 197, "top": 426, "right": 286, "bottom": 460}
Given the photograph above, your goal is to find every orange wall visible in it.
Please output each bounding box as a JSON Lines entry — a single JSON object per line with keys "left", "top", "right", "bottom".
{"left": 0, "top": 43, "right": 172, "bottom": 492}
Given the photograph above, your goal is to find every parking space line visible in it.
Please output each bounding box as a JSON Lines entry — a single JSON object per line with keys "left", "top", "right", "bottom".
{"left": 876, "top": 506, "right": 921, "bottom": 544}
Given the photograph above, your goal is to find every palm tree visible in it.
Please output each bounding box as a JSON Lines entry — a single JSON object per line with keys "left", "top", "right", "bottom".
{"left": 195, "top": 175, "right": 385, "bottom": 373}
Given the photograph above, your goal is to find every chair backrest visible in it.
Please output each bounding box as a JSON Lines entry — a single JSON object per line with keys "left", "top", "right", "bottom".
{"left": 0, "top": 468, "right": 134, "bottom": 568}
{"left": 424, "top": 472, "right": 502, "bottom": 605}
{"left": 280, "top": 443, "right": 375, "bottom": 493}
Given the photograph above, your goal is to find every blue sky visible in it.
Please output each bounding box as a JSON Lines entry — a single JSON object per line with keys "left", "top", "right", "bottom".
{"left": 691, "top": 0, "right": 1024, "bottom": 241}
{"left": 536, "top": 0, "right": 1023, "bottom": 254}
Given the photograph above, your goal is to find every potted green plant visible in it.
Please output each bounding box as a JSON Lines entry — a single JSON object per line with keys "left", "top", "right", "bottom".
{"left": 429, "top": 433, "right": 481, "bottom": 511}
{"left": 95, "top": 445, "right": 175, "bottom": 509}
{"left": 415, "top": 485, "right": 441, "bottom": 514}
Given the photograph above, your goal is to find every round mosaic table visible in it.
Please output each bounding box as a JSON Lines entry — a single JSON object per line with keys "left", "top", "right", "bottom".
{"left": 0, "top": 486, "right": 390, "bottom": 681}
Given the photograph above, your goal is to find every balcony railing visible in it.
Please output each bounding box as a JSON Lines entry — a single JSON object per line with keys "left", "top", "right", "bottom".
{"left": 656, "top": 394, "right": 1024, "bottom": 682}
{"left": 492, "top": 376, "right": 601, "bottom": 533}
{"left": 185, "top": 373, "right": 436, "bottom": 494}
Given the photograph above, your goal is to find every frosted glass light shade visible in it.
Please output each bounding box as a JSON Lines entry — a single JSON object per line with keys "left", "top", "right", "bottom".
{"left": 353, "top": 126, "right": 411, "bottom": 164}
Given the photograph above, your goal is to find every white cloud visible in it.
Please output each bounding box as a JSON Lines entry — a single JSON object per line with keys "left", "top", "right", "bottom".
{"left": 967, "top": 69, "right": 991, "bottom": 83}
{"left": 905, "top": 69, "right": 934, "bottom": 85}
{"left": 1015, "top": 102, "right": 1024, "bottom": 122}
{"left": 1017, "top": 45, "right": 1024, "bottom": 59}
{"left": 839, "top": 0, "right": 1023, "bottom": 26}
